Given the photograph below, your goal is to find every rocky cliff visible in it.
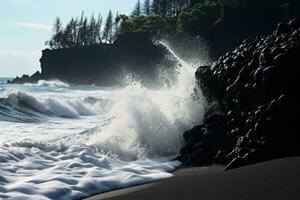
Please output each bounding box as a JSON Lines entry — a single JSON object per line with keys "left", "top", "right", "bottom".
{"left": 8, "top": 32, "right": 176, "bottom": 87}
{"left": 179, "top": 19, "right": 300, "bottom": 169}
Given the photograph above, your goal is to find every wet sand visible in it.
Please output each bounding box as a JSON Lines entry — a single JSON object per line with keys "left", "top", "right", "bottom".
{"left": 85, "top": 156, "right": 300, "bottom": 200}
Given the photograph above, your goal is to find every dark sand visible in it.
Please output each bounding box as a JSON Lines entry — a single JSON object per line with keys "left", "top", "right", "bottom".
{"left": 85, "top": 157, "right": 300, "bottom": 200}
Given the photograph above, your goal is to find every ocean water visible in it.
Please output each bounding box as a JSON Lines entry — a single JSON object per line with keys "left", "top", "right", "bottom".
{"left": 0, "top": 44, "right": 206, "bottom": 200}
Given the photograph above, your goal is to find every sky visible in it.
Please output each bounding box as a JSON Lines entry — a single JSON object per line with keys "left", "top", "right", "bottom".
{"left": 0, "top": 0, "right": 136, "bottom": 77}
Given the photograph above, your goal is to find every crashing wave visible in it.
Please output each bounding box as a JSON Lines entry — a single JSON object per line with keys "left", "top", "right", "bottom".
{"left": 25, "top": 80, "right": 70, "bottom": 88}
{"left": 0, "top": 92, "right": 99, "bottom": 122}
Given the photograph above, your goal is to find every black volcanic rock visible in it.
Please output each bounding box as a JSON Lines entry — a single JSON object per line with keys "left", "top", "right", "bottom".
{"left": 179, "top": 19, "right": 300, "bottom": 169}
{"left": 7, "top": 71, "right": 40, "bottom": 84}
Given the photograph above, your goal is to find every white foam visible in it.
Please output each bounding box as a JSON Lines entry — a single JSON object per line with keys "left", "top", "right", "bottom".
{"left": 88, "top": 82, "right": 204, "bottom": 160}
{"left": 25, "top": 80, "right": 70, "bottom": 88}
{"left": 0, "top": 142, "right": 180, "bottom": 200}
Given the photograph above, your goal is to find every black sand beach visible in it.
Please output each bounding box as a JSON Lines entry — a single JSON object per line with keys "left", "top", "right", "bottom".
{"left": 86, "top": 157, "right": 300, "bottom": 200}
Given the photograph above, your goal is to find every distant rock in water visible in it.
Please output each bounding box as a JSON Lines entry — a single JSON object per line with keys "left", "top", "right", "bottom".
{"left": 8, "top": 32, "right": 176, "bottom": 87}
{"left": 7, "top": 71, "right": 40, "bottom": 84}
{"left": 179, "top": 18, "right": 300, "bottom": 169}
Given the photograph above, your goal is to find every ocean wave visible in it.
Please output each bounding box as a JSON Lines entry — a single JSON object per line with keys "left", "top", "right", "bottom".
{"left": 0, "top": 42, "right": 207, "bottom": 200}
{"left": 86, "top": 81, "right": 205, "bottom": 160}
{"left": 25, "top": 80, "right": 70, "bottom": 88}
{"left": 0, "top": 92, "right": 100, "bottom": 122}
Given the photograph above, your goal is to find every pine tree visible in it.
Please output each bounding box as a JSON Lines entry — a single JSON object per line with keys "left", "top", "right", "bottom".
{"left": 70, "top": 18, "right": 78, "bottom": 46}
{"left": 88, "top": 14, "right": 96, "bottom": 45}
{"left": 152, "top": 0, "right": 160, "bottom": 15}
{"left": 77, "top": 11, "right": 85, "bottom": 45}
{"left": 131, "top": 0, "right": 142, "bottom": 17}
{"left": 159, "top": 0, "right": 168, "bottom": 17}
{"left": 81, "top": 17, "right": 88, "bottom": 46}
{"left": 62, "top": 20, "right": 73, "bottom": 48}
{"left": 96, "top": 14, "right": 103, "bottom": 44}
{"left": 46, "top": 17, "right": 63, "bottom": 49}
{"left": 114, "top": 12, "right": 120, "bottom": 32}
{"left": 103, "top": 10, "right": 113, "bottom": 43}
{"left": 144, "top": 0, "right": 151, "bottom": 15}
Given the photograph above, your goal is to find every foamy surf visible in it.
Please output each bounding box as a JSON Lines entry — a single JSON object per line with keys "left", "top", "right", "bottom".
{"left": 0, "top": 142, "right": 181, "bottom": 200}
{"left": 0, "top": 43, "right": 207, "bottom": 199}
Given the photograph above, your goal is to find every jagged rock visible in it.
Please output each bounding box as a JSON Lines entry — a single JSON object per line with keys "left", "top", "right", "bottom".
{"left": 180, "top": 19, "right": 300, "bottom": 169}
{"left": 289, "top": 18, "right": 300, "bottom": 30}
{"left": 276, "top": 22, "right": 290, "bottom": 36}
{"left": 8, "top": 71, "right": 41, "bottom": 84}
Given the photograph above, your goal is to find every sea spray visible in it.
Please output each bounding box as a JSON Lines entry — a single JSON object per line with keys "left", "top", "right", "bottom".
{"left": 88, "top": 42, "right": 206, "bottom": 160}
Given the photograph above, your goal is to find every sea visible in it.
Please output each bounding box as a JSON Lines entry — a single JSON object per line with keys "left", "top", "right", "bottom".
{"left": 0, "top": 43, "right": 206, "bottom": 200}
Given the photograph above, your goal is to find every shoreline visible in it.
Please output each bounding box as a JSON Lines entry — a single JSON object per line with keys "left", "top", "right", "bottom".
{"left": 85, "top": 156, "right": 300, "bottom": 200}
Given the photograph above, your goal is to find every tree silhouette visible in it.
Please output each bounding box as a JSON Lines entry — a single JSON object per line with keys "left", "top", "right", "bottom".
{"left": 144, "top": 0, "right": 151, "bottom": 15}
{"left": 96, "top": 14, "right": 103, "bottom": 44}
{"left": 46, "top": 12, "right": 106, "bottom": 49}
{"left": 46, "top": 17, "right": 63, "bottom": 49}
{"left": 131, "top": 0, "right": 142, "bottom": 17}
{"left": 103, "top": 10, "right": 113, "bottom": 43}
{"left": 152, "top": 0, "right": 160, "bottom": 15}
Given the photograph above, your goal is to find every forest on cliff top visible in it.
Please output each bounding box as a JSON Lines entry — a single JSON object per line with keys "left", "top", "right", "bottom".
{"left": 46, "top": 0, "right": 299, "bottom": 49}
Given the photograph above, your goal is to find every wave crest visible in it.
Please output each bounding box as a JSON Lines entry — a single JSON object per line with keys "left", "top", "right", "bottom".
{"left": 25, "top": 80, "right": 70, "bottom": 88}
{"left": 0, "top": 92, "right": 99, "bottom": 122}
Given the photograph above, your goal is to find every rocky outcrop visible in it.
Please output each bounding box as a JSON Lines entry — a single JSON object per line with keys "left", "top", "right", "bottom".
{"left": 7, "top": 71, "right": 40, "bottom": 84}
{"left": 8, "top": 32, "right": 176, "bottom": 87}
{"left": 179, "top": 19, "right": 300, "bottom": 169}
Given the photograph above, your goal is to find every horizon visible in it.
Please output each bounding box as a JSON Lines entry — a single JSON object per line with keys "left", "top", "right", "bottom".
{"left": 0, "top": 0, "right": 136, "bottom": 77}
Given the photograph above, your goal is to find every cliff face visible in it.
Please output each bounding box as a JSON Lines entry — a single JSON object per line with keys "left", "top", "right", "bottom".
{"left": 179, "top": 19, "right": 300, "bottom": 169}
{"left": 9, "top": 32, "right": 176, "bottom": 87}
{"left": 39, "top": 32, "right": 175, "bottom": 87}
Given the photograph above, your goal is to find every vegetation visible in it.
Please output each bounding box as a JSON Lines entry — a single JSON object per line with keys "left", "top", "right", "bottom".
{"left": 46, "top": 0, "right": 296, "bottom": 49}
{"left": 116, "top": 0, "right": 190, "bottom": 36}
{"left": 102, "top": 10, "right": 114, "bottom": 43}
{"left": 177, "top": 1, "right": 222, "bottom": 34}
{"left": 46, "top": 11, "right": 110, "bottom": 49}
{"left": 116, "top": 15, "right": 168, "bottom": 36}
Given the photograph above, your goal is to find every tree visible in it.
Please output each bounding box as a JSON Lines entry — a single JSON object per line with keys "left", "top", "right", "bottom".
{"left": 115, "top": 15, "right": 134, "bottom": 36}
{"left": 159, "top": 0, "right": 168, "bottom": 17}
{"left": 116, "top": 14, "right": 168, "bottom": 36}
{"left": 52, "top": 17, "right": 63, "bottom": 49}
{"left": 87, "top": 14, "right": 97, "bottom": 45}
{"left": 61, "top": 18, "right": 75, "bottom": 48}
{"left": 144, "top": 0, "right": 151, "bottom": 15}
{"left": 114, "top": 12, "right": 120, "bottom": 31}
{"left": 46, "top": 11, "right": 106, "bottom": 49}
{"left": 131, "top": 0, "right": 142, "bottom": 17}
{"left": 80, "top": 17, "right": 88, "bottom": 45}
{"left": 103, "top": 10, "right": 113, "bottom": 43}
{"left": 152, "top": 0, "right": 160, "bottom": 15}
{"left": 96, "top": 14, "right": 103, "bottom": 44}
{"left": 113, "top": 12, "right": 120, "bottom": 40}
{"left": 177, "top": 3, "right": 221, "bottom": 34}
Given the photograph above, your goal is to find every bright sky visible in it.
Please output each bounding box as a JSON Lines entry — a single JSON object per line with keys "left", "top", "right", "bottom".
{"left": 0, "top": 0, "right": 136, "bottom": 77}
